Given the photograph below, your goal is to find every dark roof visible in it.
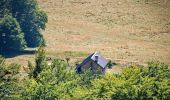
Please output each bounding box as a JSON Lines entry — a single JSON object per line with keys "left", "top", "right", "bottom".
{"left": 77, "top": 53, "right": 94, "bottom": 68}
{"left": 77, "top": 52, "right": 108, "bottom": 69}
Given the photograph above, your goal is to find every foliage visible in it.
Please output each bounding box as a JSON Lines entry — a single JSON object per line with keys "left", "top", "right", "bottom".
{"left": 0, "top": 0, "right": 47, "bottom": 54}
{"left": 0, "top": 15, "right": 26, "bottom": 52}
{"left": 11, "top": 0, "right": 48, "bottom": 47}
{"left": 0, "top": 49, "right": 169, "bottom": 99}
{"left": 33, "top": 47, "right": 46, "bottom": 78}
{"left": 0, "top": 56, "right": 22, "bottom": 99}
{"left": 0, "top": 0, "right": 11, "bottom": 17}
{"left": 106, "top": 60, "right": 116, "bottom": 69}
{"left": 23, "top": 49, "right": 170, "bottom": 100}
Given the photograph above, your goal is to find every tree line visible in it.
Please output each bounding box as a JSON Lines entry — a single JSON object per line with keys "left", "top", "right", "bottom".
{"left": 0, "top": 47, "right": 169, "bottom": 99}
{"left": 0, "top": 0, "right": 47, "bottom": 54}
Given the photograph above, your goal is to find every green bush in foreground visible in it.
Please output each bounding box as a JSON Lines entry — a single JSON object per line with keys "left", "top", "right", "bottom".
{"left": 0, "top": 49, "right": 169, "bottom": 99}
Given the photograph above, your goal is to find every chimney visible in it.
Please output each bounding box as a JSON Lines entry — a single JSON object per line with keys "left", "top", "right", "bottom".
{"left": 95, "top": 55, "right": 98, "bottom": 63}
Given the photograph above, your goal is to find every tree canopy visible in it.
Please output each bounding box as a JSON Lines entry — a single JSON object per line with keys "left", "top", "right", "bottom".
{"left": 0, "top": 15, "right": 26, "bottom": 52}
{"left": 0, "top": 48, "right": 169, "bottom": 99}
{"left": 0, "top": 0, "right": 47, "bottom": 54}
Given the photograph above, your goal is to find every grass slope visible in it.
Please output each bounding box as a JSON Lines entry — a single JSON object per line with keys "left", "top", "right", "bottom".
{"left": 6, "top": 0, "right": 170, "bottom": 70}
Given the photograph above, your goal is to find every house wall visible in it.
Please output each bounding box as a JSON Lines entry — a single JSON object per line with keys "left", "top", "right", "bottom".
{"left": 81, "top": 60, "right": 105, "bottom": 74}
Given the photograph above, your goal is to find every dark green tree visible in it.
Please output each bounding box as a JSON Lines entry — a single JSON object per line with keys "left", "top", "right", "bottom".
{"left": 0, "top": 0, "right": 11, "bottom": 18}
{"left": 0, "top": 15, "right": 26, "bottom": 53}
{"left": 0, "top": 0, "right": 48, "bottom": 51}
{"left": 11, "top": 0, "right": 48, "bottom": 47}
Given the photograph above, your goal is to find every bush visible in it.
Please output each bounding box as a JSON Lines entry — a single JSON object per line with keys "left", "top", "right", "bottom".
{"left": 0, "top": 56, "right": 22, "bottom": 99}
{"left": 0, "top": 49, "right": 170, "bottom": 99}
{"left": 24, "top": 50, "right": 170, "bottom": 100}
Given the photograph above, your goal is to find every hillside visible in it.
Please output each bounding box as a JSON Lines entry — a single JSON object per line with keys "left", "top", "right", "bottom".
{"left": 6, "top": 0, "right": 170, "bottom": 68}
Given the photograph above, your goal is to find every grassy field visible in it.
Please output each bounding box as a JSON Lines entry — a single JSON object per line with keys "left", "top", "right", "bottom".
{"left": 6, "top": 0, "right": 170, "bottom": 72}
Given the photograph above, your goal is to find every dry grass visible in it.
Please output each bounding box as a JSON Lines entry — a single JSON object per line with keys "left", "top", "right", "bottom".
{"left": 6, "top": 0, "right": 170, "bottom": 72}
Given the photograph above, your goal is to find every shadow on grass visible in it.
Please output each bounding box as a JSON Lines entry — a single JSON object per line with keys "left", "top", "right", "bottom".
{"left": 0, "top": 49, "right": 35, "bottom": 58}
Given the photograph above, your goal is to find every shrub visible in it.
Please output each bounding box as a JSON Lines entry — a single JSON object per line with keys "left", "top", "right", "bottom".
{"left": 0, "top": 49, "right": 170, "bottom": 99}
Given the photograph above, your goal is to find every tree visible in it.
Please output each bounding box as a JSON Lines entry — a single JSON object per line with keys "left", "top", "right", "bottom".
{"left": 0, "top": 15, "right": 26, "bottom": 53}
{"left": 11, "top": 0, "right": 48, "bottom": 47}
{"left": 1, "top": 48, "right": 170, "bottom": 99}
{"left": 0, "top": 0, "right": 11, "bottom": 18}
{"left": 32, "top": 47, "right": 46, "bottom": 78}
{"left": 0, "top": 0, "right": 48, "bottom": 52}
